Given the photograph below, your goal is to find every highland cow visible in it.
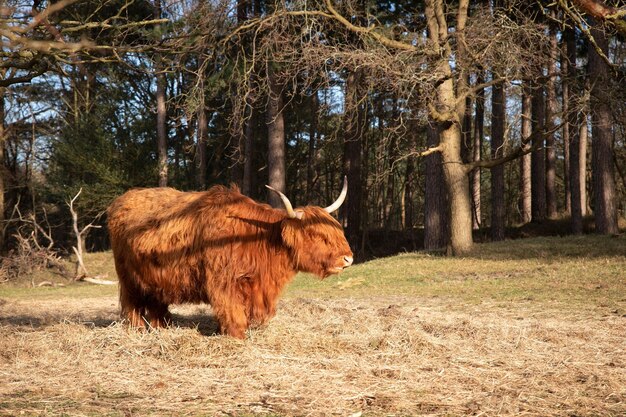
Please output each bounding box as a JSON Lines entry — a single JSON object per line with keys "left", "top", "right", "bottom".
{"left": 107, "top": 179, "right": 353, "bottom": 339}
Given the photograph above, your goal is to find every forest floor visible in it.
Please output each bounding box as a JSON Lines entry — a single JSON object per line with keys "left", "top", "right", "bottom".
{"left": 1, "top": 235, "right": 625, "bottom": 416}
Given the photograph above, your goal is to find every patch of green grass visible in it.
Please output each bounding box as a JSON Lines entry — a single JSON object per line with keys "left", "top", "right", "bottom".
{"left": 3, "top": 236, "right": 625, "bottom": 312}
{"left": 287, "top": 235, "right": 626, "bottom": 311}
{"left": 0, "top": 282, "right": 118, "bottom": 299}
{"left": 0, "top": 251, "right": 118, "bottom": 299}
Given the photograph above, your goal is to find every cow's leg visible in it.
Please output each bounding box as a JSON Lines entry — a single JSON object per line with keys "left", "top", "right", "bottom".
{"left": 119, "top": 276, "right": 148, "bottom": 328}
{"left": 145, "top": 300, "right": 171, "bottom": 329}
{"left": 253, "top": 286, "right": 278, "bottom": 327}
{"left": 248, "top": 282, "right": 267, "bottom": 327}
{"left": 245, "top": 279, "right": 278, "bottom": 328}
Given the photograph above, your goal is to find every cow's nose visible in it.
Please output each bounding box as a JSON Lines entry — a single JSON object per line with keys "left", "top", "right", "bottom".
{"left": 344, "top": 256, "right": 354, "bottom": 267}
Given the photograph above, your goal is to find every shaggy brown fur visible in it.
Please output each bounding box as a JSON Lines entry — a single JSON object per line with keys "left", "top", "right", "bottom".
{"left": 107, "top": 185, "right": 353, "bottom": 339}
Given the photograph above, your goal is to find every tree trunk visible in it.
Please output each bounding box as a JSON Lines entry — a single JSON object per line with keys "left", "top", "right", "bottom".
{"left": 471, "top": 73, "right": 484, "bottom": 230}
{"left": 570, "top": 118, "right": 586, "bottom": 235}
{"left": 403, "top": 126, "right": 419, "bottom": 229}
{"left": 342, "top": 70, "right": 364, "bottom": 247}
{"left": 231, "top": 137, "right": 245, "bottom": 188}
{"left": 440, "top": 125, "right": 473, "bottom": 255}
{"left": 424, "top": 126, "right": 448, "bottom": 250}
{"left": 490, "top": 81, "right": 506, "bottom": 241}
{"left": 240, "top": 0, "right": 257, "bottom": 197}
{"left": 565, "top": 28, "right": 582, "bottom": 234}
{"left": 306, "top": 92, "right": 318, "bottom": 201}
{"left": 520, "top": 83, "right": 532, "bottom": 223}
{"left": 154, "top": 0, "right": 168, "bottom": 187}
{"left": 0, "top": 87, "right": 5, "bottom": 252}
{"left": 266, "top": 64, "right": 286, "bottom": 208}
{"left": 580, "top": 118, "right": 588, "bottom": 217}
{"left": 423, "top": 0, "right": 473, "bottom": 255}
{"left": 242, "top": 104, "right": 255, "bottom": 196}
{"left": 531, "top": 82, "right": 546, "bottom": 222}
{"left": 588, "top": 26, "right": 618, "bottom": 234}
{"left": 561, "top": 31, "right": 572, "bottom": 216}
{"left": 461, "top": 88, "right": 472, "bottom": 164}
{"left": 384, "top": 106, "right": 398, "bottom": 228}
{"left": 237, "top": 0, "right": 249, "bottom": 22}
{"left": 196, "top": 103, "right": 208, "bottom": 190}
{"left": 545, "top": 25, "right": 559, "bottom": 218}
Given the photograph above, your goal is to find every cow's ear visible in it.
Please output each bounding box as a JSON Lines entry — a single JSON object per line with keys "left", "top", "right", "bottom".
{"left": 295, "top": 210, "right": 304, "bottom": 220}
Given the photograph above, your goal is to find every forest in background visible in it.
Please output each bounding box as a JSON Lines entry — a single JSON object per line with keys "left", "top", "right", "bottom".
{"left": 0, "top": 0, "right": 625, "bottom": 280}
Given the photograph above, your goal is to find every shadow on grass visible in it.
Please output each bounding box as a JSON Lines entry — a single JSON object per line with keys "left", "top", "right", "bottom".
{"left": 0, "top": 313, "right": 118, "bottom": 329}
{"left": 0, "top": 308, "right": 221, "bottom": 336}
{"left": 360, "top": 217, "right": 625, "bottom": 262}
{"left": 170, "top": 312, "right": 220, "bottom": 336}
{"left": 466, "top": 234, "right": 626, "bottom": 261}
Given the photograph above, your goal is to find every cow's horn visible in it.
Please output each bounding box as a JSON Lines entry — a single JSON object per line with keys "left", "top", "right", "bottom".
{"left": 266, "top": 185, "right": 299, "bottom": 219}
{"left": 324, "top": 176, "right": 348, "bottom": 213}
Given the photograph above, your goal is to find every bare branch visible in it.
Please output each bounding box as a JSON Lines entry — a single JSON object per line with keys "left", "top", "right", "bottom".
{"left": 223, "top": 0, "right": 424, "bottom": 53}
{"left": 60, "top": 18, "right": 169, "bottom": 33}
{"left": 67, "top": 188, "right": 104, "bottom": 280}
{"left": 2, "top": 199, "right": 70, "bottom": 282}
{"left": 322, "top": 0, "right": 419, "bottom": 52}
{"left": 568, "top": 0, "right": 626, "bottom": 36}
{"left": 467, "top": 122, "right": 565, "bottom": 171}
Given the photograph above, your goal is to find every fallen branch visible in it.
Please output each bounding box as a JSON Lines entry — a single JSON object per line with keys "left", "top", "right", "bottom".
{"left": 36, "top": 281, "right": 66, "bottom": 287}
{"left": 80, "top": 274, "right": 117, "bottom": 286}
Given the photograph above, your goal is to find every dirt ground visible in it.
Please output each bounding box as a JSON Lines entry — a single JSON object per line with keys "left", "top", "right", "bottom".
{"left": 1, "top": 294, "right": 624, "bottom": 416}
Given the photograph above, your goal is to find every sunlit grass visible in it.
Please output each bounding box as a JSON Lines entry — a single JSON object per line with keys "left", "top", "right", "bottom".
{"left": 2, "top": 235, "right": 625, "bottom": 312}
{"left": 288, "top": 235, "right": 626, "bottom": 311}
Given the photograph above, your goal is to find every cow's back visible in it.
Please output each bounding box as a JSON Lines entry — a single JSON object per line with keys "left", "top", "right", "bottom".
{"left": 108, "top": 186, "right": 248, "bottom": 304}
{"left": 108, "top": 187, "right": 205, "bottom": 250}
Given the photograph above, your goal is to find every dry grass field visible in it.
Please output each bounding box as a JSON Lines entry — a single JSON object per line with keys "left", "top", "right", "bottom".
{"left": 1, "top": 235, "right": 625, "bottom": 416}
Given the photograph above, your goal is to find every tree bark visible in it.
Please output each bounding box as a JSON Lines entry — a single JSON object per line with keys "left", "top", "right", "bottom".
{"left": 580, "top": 118, "right": 588, "bottom": 217}
{"left": 490, "top": 81, "right": 506, "bottom": 241}
{"left": 154, "top": 0, "right": 168, "bottom": 187}
{"left": 241, "top": 0, "right": 257, "bottom": 197}
{"left": 342, "top": 70, "right": 364, "bottom": 247}
{"left": 561, "top": 32, "right": 571, "bottom": 216}
{"left": 570, "top": 118, "right": 587, "bottom": 234}
{"left": 306, "top": 92, "right": 318, "bottom": 201}
{"left": 242, "top": 104, "right": 255, "bottom": 196}
{"left": 519, "top": 83, "right": 532, "bottom": 223}
{"left": 531, "top": 82, "right": 546, "bottom": 222}
{"left": 588, "top": 26, "right": 618, "bottom": 234}
{"left": 156, "top": 73, "right": 167, "bottom": 187}
{"left": 424, "top": 125, "right": 448, "bottom": 250}
{"left": 196, "top": 102, "right": 208, "bottom": 190}
{"left": 424, "top": 0, "right": 473, "bottom": 255}
{"left": 565, "top": 28, "right": 583, "bottom": 234}
{"left": 545, "top": 25, "right": 558, "bottom": 218}
{"left": 0, "top": 87, "right": 5, "bottom": 252}
{"left": 403, "top": 124, "right": 419, "bottom": 229}
{"left": 440, "top": 125, "right": 473, "bottom": 255}
{"left": 471, "top": 73, "right": 484, "bottom": 230}
{"left": 266, "top": 64, "right": 286, "bottom": 208}
{"left": 231, "top": 136, "right": 245, "bottom": 188}
{"left": 461, "top": 86, "right": 472, "bottom": 164}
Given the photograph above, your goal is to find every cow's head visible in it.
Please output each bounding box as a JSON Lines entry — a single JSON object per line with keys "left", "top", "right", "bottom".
{"left": 267, "top": 178, "right": 353, "bottom": 278}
